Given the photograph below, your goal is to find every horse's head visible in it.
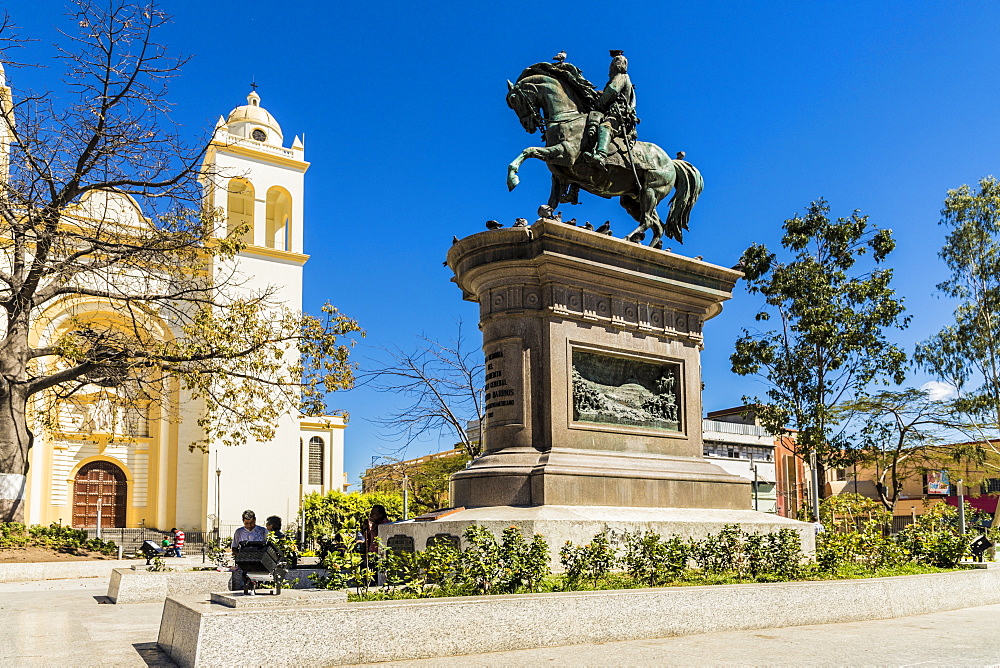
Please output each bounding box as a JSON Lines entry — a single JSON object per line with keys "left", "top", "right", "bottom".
{"left": 506, "top": 80, "right": 542, "bottom": 135}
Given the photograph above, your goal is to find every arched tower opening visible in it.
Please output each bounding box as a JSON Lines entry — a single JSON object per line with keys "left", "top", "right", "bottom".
{"left": 227, "top": 178, "right": 255, "bottom": 246}
{"left": 265, "top": 186, "right": 292, "bottom": 251}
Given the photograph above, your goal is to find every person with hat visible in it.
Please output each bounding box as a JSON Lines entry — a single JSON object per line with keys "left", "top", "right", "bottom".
{"left": 588, "top": 49, "right": 638, "bottom": 169}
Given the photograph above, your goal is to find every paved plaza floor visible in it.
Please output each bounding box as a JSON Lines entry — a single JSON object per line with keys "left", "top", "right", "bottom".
{"left": 4, "top": 575, "right": 1000, "bottom": 667}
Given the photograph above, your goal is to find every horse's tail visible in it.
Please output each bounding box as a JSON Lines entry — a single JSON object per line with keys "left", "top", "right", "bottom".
{"left": 665, "top": 160, "right": 704, "bottom": 243}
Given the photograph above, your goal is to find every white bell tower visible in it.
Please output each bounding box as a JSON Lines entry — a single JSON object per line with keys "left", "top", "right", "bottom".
{"left": 0, "top": 64, "right": 14, "bottom": 181}
{"left": 186, "top": 90, "right": 312, "bottom": 531}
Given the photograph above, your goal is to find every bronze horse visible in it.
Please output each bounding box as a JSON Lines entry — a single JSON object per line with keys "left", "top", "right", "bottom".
{"left": 506, "top": 65, "right": 703, "bottom": 248}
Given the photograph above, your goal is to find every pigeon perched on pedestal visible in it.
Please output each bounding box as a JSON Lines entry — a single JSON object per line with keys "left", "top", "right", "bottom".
{"left": 486, "top": 220, "right": 503, "bottom": 230}
{"left": 595, "top": 221, "right": 612, "bottom": 235}
{"left": 583, "top": 221, "right": 594, "bottom": 231}
{"left": 452, "top": 235, "right": 460, "bottom": 245}
{"left": 566, "top": 218, "right": 577, "bottom": 226}
{"left": 537, "top": 204, "right": 554, "bottom": 219}
{"left": 513, "top": 218, "right": 528, "bottom": 227}
{"left": 553, "top": 50, "right": 567, "bottom": 63}
{"left": 676, "top": 151, "right": 686, "bottom": 161}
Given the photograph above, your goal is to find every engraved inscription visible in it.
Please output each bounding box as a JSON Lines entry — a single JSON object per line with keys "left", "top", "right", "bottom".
{"left": 572, "top": 349, "right": 680, "bottom": 431}
{"left": 484, "top": 345, "right": 521, "bottom": 425}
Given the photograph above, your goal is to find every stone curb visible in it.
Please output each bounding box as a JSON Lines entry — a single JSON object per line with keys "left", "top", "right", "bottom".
{"left": 108, "top": 568, "right": 236, "bottom": 603}
{"left": 158, "top": 568, "right": 1000, "bottom": 667}
{"left": 107, "top": 567, "right": 327, "bottom": 603}
{"left": 0, "top": 558, "right": 144, "bottom": 583}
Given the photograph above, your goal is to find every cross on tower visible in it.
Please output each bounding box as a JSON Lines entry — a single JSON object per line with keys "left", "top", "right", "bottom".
{"left": 250, "top": 80, "right": 259, "bottom": 92}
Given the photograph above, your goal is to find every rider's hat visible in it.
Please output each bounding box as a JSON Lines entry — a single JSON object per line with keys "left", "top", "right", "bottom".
{"left": 609, "top": 49, "right": 625, "bottom": 57}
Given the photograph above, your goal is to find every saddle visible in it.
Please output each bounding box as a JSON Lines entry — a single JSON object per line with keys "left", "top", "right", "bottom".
{"left": 579, "top": 111, "right": 631, "bottom": 170}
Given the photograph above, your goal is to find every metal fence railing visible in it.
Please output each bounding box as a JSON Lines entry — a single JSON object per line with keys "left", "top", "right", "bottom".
{"left": 83, "top": 527, "right": 223, "bottom": 555}
{"left": 81, "top": 522, "right": 298, "bottom": 556}
{"left": 891, "top": 515, "right": 915, "bottom": 534}
{"left": 826, "top": 515, "right": 916, "bottom": 536}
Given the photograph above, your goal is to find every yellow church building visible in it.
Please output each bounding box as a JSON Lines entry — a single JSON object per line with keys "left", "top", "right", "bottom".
{"left": 14, "top": 81, "right": 349, "bottom": 532}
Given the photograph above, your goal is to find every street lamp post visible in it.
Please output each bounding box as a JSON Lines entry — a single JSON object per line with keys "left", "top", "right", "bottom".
{"left": 750, "top": 456, "right": 759, "bottom": 512}
{"left": 215, "top": 467, "right": 221, "bottom": 542}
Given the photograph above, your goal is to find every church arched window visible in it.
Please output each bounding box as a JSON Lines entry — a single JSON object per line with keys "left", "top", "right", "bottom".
{"left": 227, "top": 178, "right": 254, "bottom": 246}
{"left": 265, "top": 186, "right": 292, "bottom": 251}
{"left": 308, "top": 436, "right": 324, "bottom": 485}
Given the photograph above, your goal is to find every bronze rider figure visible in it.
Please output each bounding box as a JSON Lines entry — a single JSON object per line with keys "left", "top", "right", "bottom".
{"left": 589, "top": 50, "right": 638, "bottom": 169}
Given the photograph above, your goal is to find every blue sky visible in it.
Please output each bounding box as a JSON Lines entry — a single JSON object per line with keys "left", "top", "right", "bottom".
{"left": 9, "top": 1, "right": 1000, "bottom": 485}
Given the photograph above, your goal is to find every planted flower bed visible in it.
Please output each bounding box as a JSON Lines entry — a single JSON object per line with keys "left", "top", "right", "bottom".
{"left": 306, "top": 497, "right": 989, "bottom": 602}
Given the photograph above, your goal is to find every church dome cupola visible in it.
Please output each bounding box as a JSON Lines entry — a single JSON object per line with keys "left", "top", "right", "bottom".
{"left": 225, "top": 90, "right": 284, "bottom": 145}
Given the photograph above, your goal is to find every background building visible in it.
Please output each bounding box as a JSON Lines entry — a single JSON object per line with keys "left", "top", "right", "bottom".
{"left": 362, "top": 447, "right": 470, "bottom": 516}
{"left": 706, "top": 406, "right": 807, "bottom": 517}
{"left": 827, "top": 441, "right": 1000, "bottom": 525}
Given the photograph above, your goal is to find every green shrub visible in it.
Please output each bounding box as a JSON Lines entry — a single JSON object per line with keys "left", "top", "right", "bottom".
{"left": 616, "top": 530, "right": 689, "bottom": 586}
{"left": 454, "top": 525, "right": 550, "bottom": 595}
{"left": 205, "top": 538, "right": 231, "bottom": 569}
{"left": 816, "top": 526, "right": 906, "bottom": 573}
{"left": 560, "top": 529, "right": 617, "bottom": 588}
{"left": 0, "top": 522, "right": 117, "bottom": 556}
{"left": 690, "top": 524, "right": 742, "bottom": 574}
{"left": 146, "top": 555, "right": 171, "bottom": 572}
{"left": 761, "top": 528, "right": 806, "bottom": 580}
{"left": 820, "top": 493, "right": 891, "bottom": 534}
{"left": 301, "top": 490, "right": 403, "bottom": 550}
{"left": 897, "top": 504, "right": 969, "bottom": 568}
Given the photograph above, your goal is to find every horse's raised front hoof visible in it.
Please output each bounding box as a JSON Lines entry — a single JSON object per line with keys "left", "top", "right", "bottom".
{"left": 507, "top": 173, "right": 520, "bottom": 191}
{"left": 651, "top": 239, "right": 663, "bottom": 250}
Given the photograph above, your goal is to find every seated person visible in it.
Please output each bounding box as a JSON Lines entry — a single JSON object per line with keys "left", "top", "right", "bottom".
{"left": 265, "top": 515, "right": 284, "bottom": 541}
{"left": 161, "top": 534, "right": 174, "bottom": 557}
{"left": 232, "top": 509, "right": 268, "bottom": 555}
{"left": 231, "top": 509, "right": 269, "bottom": 594}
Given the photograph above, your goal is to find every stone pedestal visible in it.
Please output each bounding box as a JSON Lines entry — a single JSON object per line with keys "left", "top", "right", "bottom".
{"left": 378, "top": 221, "right": 813, "bottom": 560}
{"left": 446, "top": 220, "right": 750, "bottom": 509}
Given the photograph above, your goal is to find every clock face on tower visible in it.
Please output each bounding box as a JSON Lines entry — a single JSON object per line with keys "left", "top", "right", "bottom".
{"left": 251, "top": 129, "right": 266, "bottom": 142}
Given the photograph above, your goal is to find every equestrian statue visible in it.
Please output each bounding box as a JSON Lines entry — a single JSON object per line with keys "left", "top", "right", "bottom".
{"left": 506, "top": 51, "right": 703, "bottom": 248}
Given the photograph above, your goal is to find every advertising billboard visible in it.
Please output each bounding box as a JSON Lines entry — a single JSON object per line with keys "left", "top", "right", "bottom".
{"left": 926, "top": 470, "right": 950, "bottom": 495}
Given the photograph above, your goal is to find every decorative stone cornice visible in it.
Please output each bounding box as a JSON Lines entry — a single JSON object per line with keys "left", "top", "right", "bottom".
{"left": 448, "top": 220, "right": 741, "bottom": 342}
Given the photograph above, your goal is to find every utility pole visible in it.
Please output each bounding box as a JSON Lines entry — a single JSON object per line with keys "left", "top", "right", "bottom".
{"left": 750, "top": 456, "right": 759, "bottom": 512}
{"left": 958, "top": 478, "right": 966, "bottom": 535}
{"left": 809, "top": 450, "right": 821, "bottom": 522}
{"left": 403, "top": 474, "right": 409, "bottom": 520}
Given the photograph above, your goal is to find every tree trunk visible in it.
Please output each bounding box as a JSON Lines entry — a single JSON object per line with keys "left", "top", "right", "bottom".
{"left": 0, "top": 388, "right": 33, "bottom": 523}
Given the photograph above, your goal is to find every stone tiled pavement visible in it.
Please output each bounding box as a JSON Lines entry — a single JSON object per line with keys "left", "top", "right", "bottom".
{"left": 4, "top": 574, "right": 1000, "bottom": 666}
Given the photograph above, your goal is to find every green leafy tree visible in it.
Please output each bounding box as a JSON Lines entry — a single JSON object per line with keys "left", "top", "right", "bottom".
{"left": 0, "top": 3, "right": 362, "bottom": 522}
{"left": 365, "top": 450, "right": 471, "bottom": 515}
{"left": 835, "top": 389, "right": 957, "bottom": 513}
{"left": 300, "top": 490, "right": 402, "bottom": 548}
{"left": 731, "top": 199, "right": 908, "bottom": 518}
{"left": 915, "top": 177, "right": 1000, "bottom": 465}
